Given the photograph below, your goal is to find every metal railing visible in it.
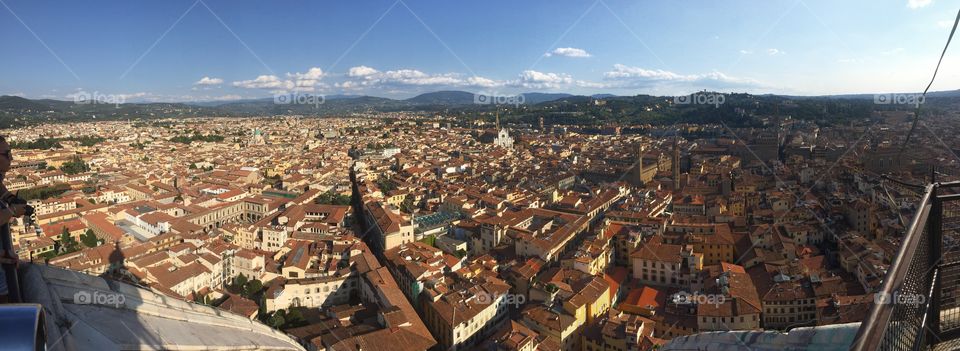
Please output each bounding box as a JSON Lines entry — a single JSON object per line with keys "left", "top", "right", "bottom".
{"left": 852, "top": 181, "right": 960, "bottom": 350}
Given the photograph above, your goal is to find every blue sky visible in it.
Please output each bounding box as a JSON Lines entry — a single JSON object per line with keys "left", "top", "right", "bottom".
{"left": 0, "top": 0, "right": 957, "bottom": 101}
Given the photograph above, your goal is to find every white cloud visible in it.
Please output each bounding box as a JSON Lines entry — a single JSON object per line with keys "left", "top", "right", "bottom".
{"left": 544, "top": 47, "right": 592, "bottom": 58}
{"left": 338, "top": 66, "right": 588, "bottom": 92}
{"left": 335, "top": 65, "right": 756, "bottom": 95}
{"left": 233, "top": 75, "right": 291, "bottom": 90}
{"left": 335, "top": 80, "right": 360, "bottom": 89}
{"left": 938, "top": 19, "right": 955, "bottom": 29}
{"left": 465, "top": 76, "right": 500, "bottom": 88}
{"left": 600, "top": 64, "right": 762, "bottom": 90}
{"left": 767, "top": 48, "right": 784, "bottom": 55}
{"left": 117, "top": 92, "right": 149, "bottom": 100}
{"left": 65, "top": 90, "right": 149, "bottom": 102}
{"left": 908, "top": 0, "right": 932, "bottom": 9}
{"left": 379, "top": 69, "right": 462, "bottom": 86}
{"left": 348, "top": 65, "right": 379, "bottom": 77}
{"left": 603, "top": 65, "right": 688, "bottom": 81}
{"left": 339, "top": 66, "right": 502, "bottom": 90}
{"left": 290, "top": 67, "right": 324, "bottom": 80}
{"left": 233, "top": 67, "right": 326, "bottom": 92}
{"left": 739, "top": 50, "right": 754, "bottom": 55}
{"left": 287, "top": 67, "right": 325, "bottom": 90}
{"left": 194, "top": 76, "right": 223, "bottom": 86}
{"left": 513, "top": 70, "right": 574, "bottom": 89}
{"left": 206, "top": 94, "right": 243, "bottom": 101}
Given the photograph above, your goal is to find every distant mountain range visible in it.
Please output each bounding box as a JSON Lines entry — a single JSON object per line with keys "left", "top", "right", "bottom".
{"left": 1, "top": 89, "right": 959, "bottom": 128}
{"left": 184, "top": 91, "right": 617, "bottom": 107}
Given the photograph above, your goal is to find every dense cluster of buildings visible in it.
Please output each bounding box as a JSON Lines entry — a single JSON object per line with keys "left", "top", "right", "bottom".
{"left": 4, "top": 109, "right": 952, "bottom": 350}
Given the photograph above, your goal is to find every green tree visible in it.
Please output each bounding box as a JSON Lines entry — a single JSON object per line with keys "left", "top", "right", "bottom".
{"left": 243, "top": 279, "right": 263, "bottom": 299}
{"left": 419, "top": 234, "right": 436, "bottom": 247}
{"left": 80, "top": 229, "right": 100, "bottom": 248}
{"left": 59, "top": 227, "right": 79, "bottom": 253}
{"left": 59, "top": 156, "right": 90, "bottom": 175}
{"left": 232, "top": 273, "right": 248, "bottom": 293}
{"left": 268, "top": 310, "right": 286, "bottom": 329}
{"left": 376, "top": 177, "right": 397, "bottom": 192}
{"left": 284, "top": 308, "right": 306, "bottom": 328}
{"left": 314, "top": 191, "right": 351, "bottom": 206}
{"left": 12, "top": 137, "right": 62, "bottom": 150}
{"left": 75, "top": 136, "right": 105, "bottom": 147}
{"left": 192, "top": 291, "right": 203, "bottom": 304}
{"left": 401, "top": 196, "right": 415, "bottom": 213}
{"left": 18, "top": 183, "right": 71, "bottom": 201}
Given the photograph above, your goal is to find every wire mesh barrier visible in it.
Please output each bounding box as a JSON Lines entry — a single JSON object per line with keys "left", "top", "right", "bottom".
{"left": 852, "top": 185, "right": 932, "bottom": 350}
{"left": 937, "top": 198, "right": 960, "bottom": 341}
{"left": 878, "top": 207, "right": 932, "bottom": 351}
{"left": 940, "top": 260, "right": 960, "bottom": 334}
{"left": 852, "top": 182, "right": 960, "bottom": 351}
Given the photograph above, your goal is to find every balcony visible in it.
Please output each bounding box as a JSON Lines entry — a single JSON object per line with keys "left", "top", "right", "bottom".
{"left": 852, "top": 181, "right": 960, "bottom": 351}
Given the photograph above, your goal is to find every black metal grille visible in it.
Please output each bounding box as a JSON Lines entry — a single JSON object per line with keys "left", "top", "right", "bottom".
{"left": 939, "top": 199, "right": 960, "bottom": 338}
{"left": 852, "top": 182, "right": 960, "bottom": 351}
{"left": 852, "top": 185, "right": 934, "bottom": 351}
{"left": 880, "top": 208, "right": 932, "bottom": 350}
{"left": 940, "top": 261, "right": 960, "bottom": 334}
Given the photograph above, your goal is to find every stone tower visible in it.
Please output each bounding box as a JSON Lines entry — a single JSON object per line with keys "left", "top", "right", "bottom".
{"left": 673, "top": 138, "right": 681, "bottom": 191}
{"left": 636, "top": 145, "right": 645, "bottom": 186}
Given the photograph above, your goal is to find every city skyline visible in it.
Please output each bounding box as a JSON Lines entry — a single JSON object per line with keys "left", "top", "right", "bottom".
{"left": 3, "top": 2, "right": 960, "bottom": 350}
